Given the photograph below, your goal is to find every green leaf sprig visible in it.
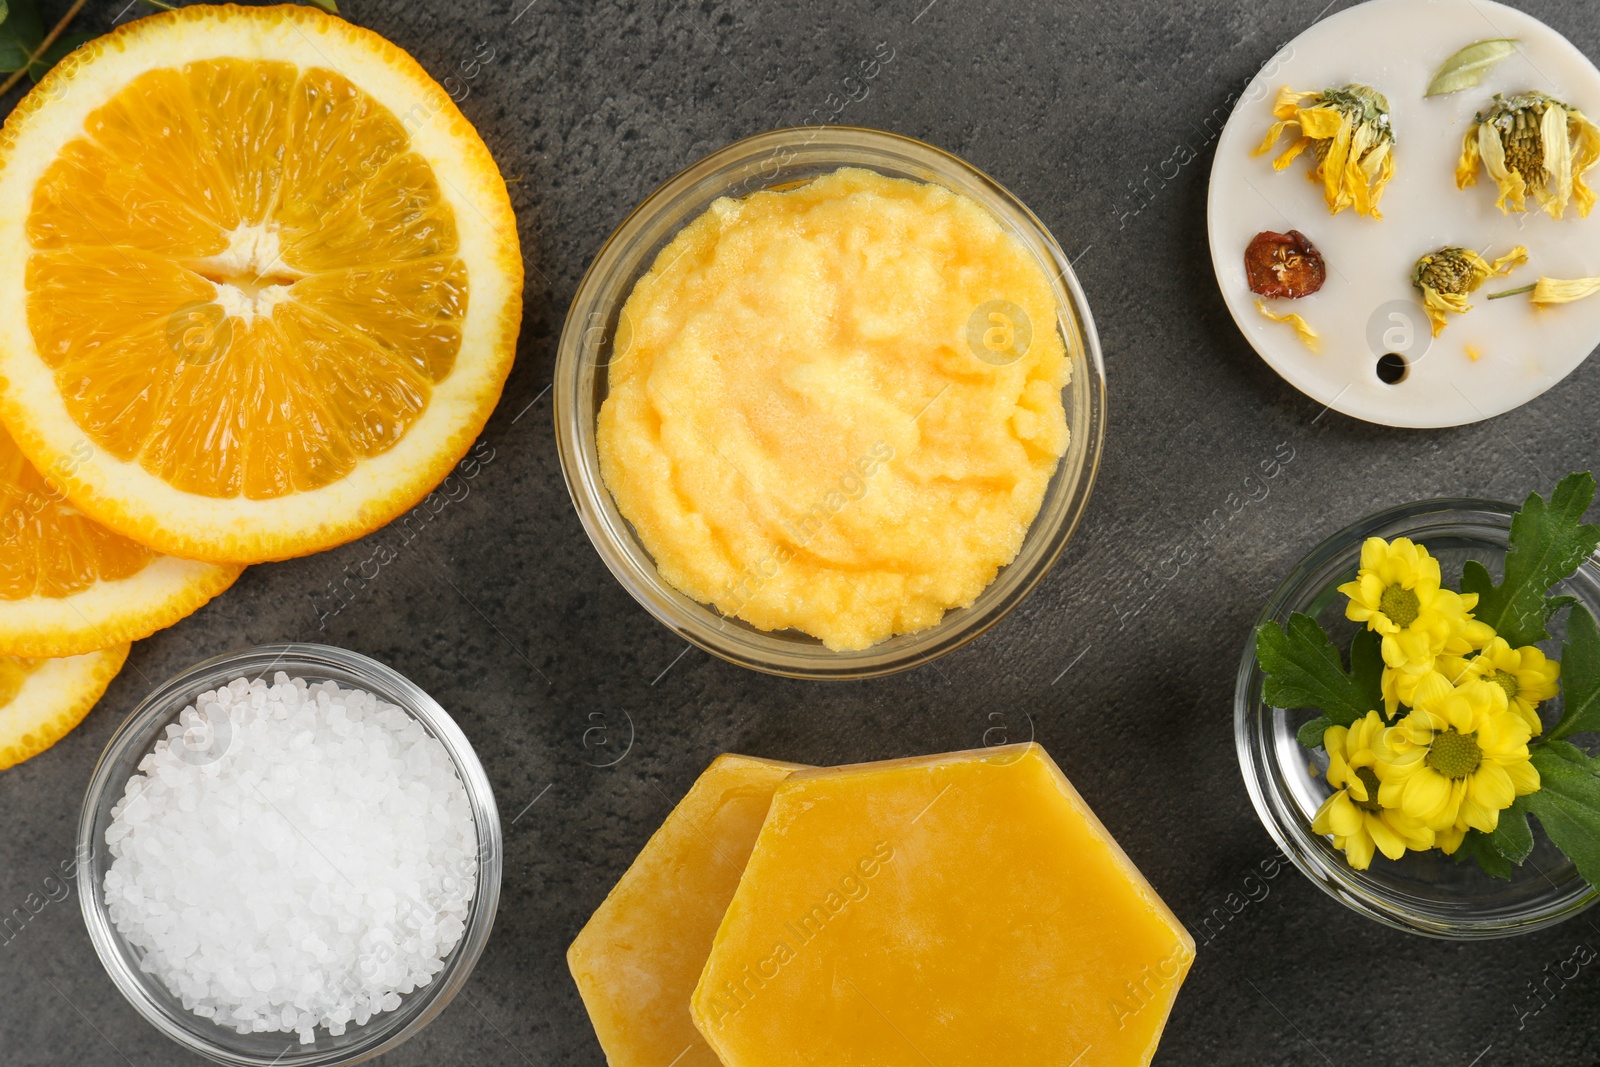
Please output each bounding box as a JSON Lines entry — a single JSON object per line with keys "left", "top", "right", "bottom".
{"left": 1462, "top": 472, "right": 1600, "bottom": 648}
{"left": 1257, "top": 472, "right": 1600, "bottom": 885}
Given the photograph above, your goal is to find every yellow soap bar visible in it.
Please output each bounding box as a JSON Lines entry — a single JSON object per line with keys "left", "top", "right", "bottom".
{"left": 569, "top": 753, "right": 808, "bottom": 1067}
{"left": 691, "top": 744, "right": 1194, "bottom": 1067}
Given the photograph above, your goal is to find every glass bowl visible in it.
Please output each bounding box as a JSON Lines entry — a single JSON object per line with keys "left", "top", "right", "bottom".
{"left": 1236, "top": 499, "right": 1600, "bottom": 939}
{"left": 76, "top": 644, "right": 503, "bottom": 1066}
{"left": 553, "top": 126, "right": 1107, "bottom": 680}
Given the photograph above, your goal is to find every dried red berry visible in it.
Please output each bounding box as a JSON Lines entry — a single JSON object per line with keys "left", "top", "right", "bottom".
{"left": 1245, "top": 230, "right": 1326, "bottom": 298}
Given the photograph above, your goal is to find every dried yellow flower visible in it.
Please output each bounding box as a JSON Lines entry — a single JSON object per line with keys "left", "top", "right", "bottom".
{"left": 1457, "top": 91, "right": 1600, "bottom": 219}
{"left": 1412, "top": 246, "right": 1527, "bottom": 336}
{"left": 1257, "top": 300, "right": 1320, "bottom": 352}
{"left": 1255, "top": 84, "right": 1395, "bottom": 218}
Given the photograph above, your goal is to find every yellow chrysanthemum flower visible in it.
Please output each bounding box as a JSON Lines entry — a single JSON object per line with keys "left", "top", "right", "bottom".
{"left": 1412, "top": 246, "right": 1528, "bottom": 337}
{"left": 1380, "top": 659, "right": 1455, "bottom": 719}
{"left": 1375, "top": 680, "right": 1539, "bottom": 837}
{"left": 1377, "top": 623, "right": 1496, "bottom": 717}
{"left": 1311, "top": 711, "right": 1434, "bottom": 869}
{"left": 1339, "top": 537, "right": 1480, "bottom": 677}
{"left": 1459, "top": 637, "right": 1560, "bottom": 736}
{"left": 1255, "top": 84, "right": 1395, "bottom": 218}
{"left": 1457, "top": 91, "right": 1600, "bottom": 219}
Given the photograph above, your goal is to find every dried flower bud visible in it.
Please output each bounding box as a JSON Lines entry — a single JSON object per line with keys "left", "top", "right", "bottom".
{"left": 1412, "top": 246, "right": 1527, "bottom": 336}
{"left": 1457, "top": 91, "right": 1600, "bottom": 219}
{"left": 1255, "top": 84, "right": 1395, "bottom": 218}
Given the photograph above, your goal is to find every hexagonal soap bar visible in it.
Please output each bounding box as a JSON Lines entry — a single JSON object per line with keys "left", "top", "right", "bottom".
{"left": 692, "top": 744, "right": 1194, "bottom": 1066}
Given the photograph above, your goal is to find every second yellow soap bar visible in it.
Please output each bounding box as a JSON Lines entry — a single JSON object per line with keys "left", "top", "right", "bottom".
{"left": 691, "top": 743, "right": 1194, "bottom": 1066}
{"left": 569, "top": 753, "right": 806, "bottom": 1067}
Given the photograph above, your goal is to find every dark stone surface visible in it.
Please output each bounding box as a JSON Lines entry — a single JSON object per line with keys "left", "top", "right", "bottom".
{"left": 4, "top": 0, "right": 1600, "bottom": 1063}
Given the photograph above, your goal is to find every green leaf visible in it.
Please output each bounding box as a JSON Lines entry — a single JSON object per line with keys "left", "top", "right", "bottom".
{"left": 1297, "top": 715, "right": 1333, "bottom": 749}
{"left": 1552, "top": 604, "right": 1600, "bottom": 740}
{"left": 306, "top": 0, "right": 339, "bottom": 12}
{"left": 1540, "top": 737, "right": 1600, "bottom": 768}
{"left": 1350, "top": 627, "right": 1382, "bottom": 704}
{"left": 27, "top": 30, "right": 89, "bottom": 81}
{"left": 1525, "top": 745, "right": 1600, "bottom": 887}
{"left": 1460, "top": 472, "right": 1600, "bottom": 648}
{"left": 1491, "top": 795, "right": 1534, "bottom": 865}
{"left": 1256, "top": 613, "right": 1381, "bottom": 728}
{"left": 0, "top": 0, "right": 41, "bottom": 74}
{"left": 0, "top": 2, "right": 10, "bottom": 28}
{"left": 1453, "top": 830, "right": 1514, "bottom": 879}
{"left": 1426, "top": 38, "right": 1519, "bottom": 97}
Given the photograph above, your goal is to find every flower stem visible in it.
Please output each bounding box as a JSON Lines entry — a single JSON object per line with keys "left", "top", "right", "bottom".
{"left": 1487, "top": 282, "right": 1537, "bottom": 300}
{"left": 0, "top": 0, "right": 92, "bottom": 97}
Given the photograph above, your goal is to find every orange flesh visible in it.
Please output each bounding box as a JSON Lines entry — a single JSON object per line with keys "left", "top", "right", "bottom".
{"left": 0, "top": 424, "right": 152, "bottom": 599}
{"left": 24, "top": 60, "right": 467, "bottom": 500}
{"left": 0, "top": 656, "right": 40, "bottom": 705}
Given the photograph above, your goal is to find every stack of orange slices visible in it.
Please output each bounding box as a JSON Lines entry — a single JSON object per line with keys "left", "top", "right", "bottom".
{"left": 0, "top": 4, "right": 523, "bottom": 769}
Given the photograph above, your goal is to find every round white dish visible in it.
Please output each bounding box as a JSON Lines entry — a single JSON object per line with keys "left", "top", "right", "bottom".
{"left": 1208, "top": 0, "right": 1600, "bottom": 428}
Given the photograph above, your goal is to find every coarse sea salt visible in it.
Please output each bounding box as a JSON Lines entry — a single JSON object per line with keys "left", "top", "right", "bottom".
{"left": 103, "top": 673, "right": 477, "bottom": 1046}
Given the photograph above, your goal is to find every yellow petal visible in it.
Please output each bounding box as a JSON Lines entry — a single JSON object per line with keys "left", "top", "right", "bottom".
{"left": 1254, "top": 118, "right": 1298, "bottom": 158}
{"left": 1456, "top": 126, "right": 1481, "bottom": 188}
{"left": 1505, "top": 757, "right": 1541, "bottom": 796}
{"left": 1470, "top": 761, "right": 1516, "bottom": 813}
{"left": 1478, "top": 119, "right": 1526, "bottom": 213}
{"left": 1327, "top": 792, "right": 1364, "bottom": 837}
{"left": 1358, "top": 139, "right": 1391, "bottom": 219}
{"left": 1273, "top": 137, "right": 1314, "bottom": 171}
{"left": 1366, "top": 812, "right": 1407, "bottom": 861}
{"left": 1342, "top": 828, "right": 1375, "bottom": 870}
{"left": 1297, "top": 105, "right": 1346, "bottom": 139}
{"left": 1461, "top": 795, "right": 1498, "bottom": 834}
{"left": 1409, "top": 670, "right": 1455, "bottom": 709}
{"left": 1542, "top": 102, "right": 1572, "bottom": 218}
{"left": 1319, "top": 115, "right": 1354, "bottom": 214}
{"left": 1347, "top": 121, "right": 1376, "bottom": 217}
{"left": 1271, "top": 86, "right": 1313, "bottom": 121}
{"left": 1531, "top": 276, "right": 1600, "bottom": 306}
{"left": 1436, "top": 825, "right": 1465, "bottom": 855}
{"left": 1569, "top": 109, "right": 1600, "bottom": 217}
{"left": 1489, "top": 246, "right": 1529, "bottom": 276}
{"left": 1373, "top": 150, "right": 1395, "bottom": 214}
{"left": 1256, "top": 300, "right": 1320, "bottom": 352}
{"left": 1478, "top": 711, "right": 1531, "bottom": 754}
{"left": 1402, "top": 769, "right": 1452, "bottom": 825}
{"left": 1419, "top": 285, "right": 1459, "bottom": 337}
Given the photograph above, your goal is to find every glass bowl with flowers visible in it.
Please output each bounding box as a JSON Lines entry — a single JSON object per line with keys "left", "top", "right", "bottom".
{"left": 1235, "top": 473, "right": 1600, "bottom": 938}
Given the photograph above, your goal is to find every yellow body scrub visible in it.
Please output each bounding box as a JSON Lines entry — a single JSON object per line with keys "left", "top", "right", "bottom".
{"left": 597, "top": 168, "right": 1069, "bottom": 651}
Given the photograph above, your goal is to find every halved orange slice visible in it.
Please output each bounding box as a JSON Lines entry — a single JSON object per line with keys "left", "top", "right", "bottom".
{"left": 0, "top": 422, "right": 240, "bottom": 657}
{"left": 0, "top": 644, "right": 128, "bottom": 771}
{"left": 0, "top": 5, "right": 523, "bottom": 563}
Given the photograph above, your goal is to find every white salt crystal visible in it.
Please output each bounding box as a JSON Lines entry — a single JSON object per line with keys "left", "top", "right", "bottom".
{"left": 103, "top": 675, "right": 477, "bottom": 1043}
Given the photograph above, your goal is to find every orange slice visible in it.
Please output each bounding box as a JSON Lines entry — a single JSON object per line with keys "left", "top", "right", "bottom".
{"left": 0, "top": 422, "right": 240, "bottom": 657}
{"left": 0, "top": 5, "right": 523, "bottom": 563}
{"left": 0, "top": 644, "right": 128, "bottom": 771}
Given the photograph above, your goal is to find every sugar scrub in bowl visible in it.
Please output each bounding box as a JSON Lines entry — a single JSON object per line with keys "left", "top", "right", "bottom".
{"left": 556, "top": 128, "right": 1106, "bottom": 678}
{"left": 79, "top": 644, "right": 501, "bottom": 1066}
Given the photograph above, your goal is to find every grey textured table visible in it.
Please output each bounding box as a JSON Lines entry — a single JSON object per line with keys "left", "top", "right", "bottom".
{"left": 5, "top": 0, "right": 1600, "bottom": 1064}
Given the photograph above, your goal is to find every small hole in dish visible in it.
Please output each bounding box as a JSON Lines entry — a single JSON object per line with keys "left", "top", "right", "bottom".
{"left": 1376, "top": 353, "right": 1407, "bottom": 384}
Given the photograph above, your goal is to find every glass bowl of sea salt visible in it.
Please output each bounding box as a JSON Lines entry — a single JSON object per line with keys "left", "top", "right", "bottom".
{"left": 76, "top": 643, "right": 503, "bottom": 1066}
